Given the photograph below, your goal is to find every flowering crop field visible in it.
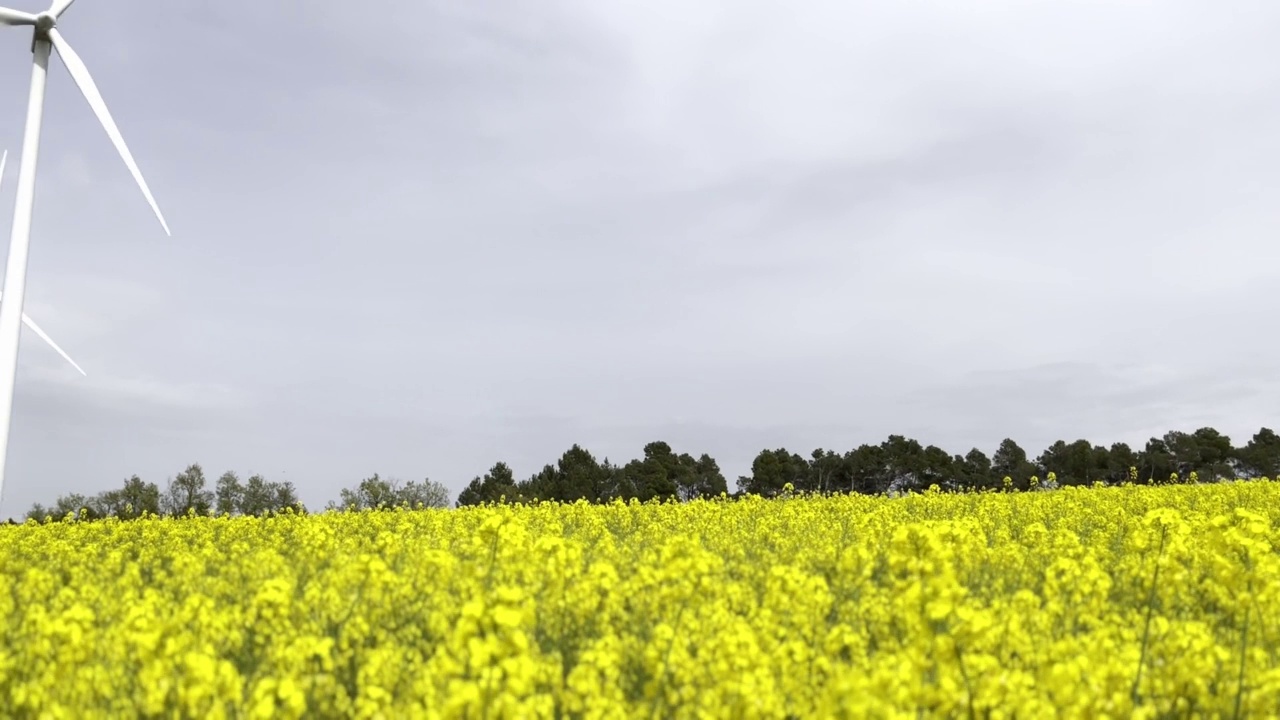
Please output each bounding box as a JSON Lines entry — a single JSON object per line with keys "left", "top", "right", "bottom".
{"left": 2, "top": 483, "right": 1279, "bottom": 719}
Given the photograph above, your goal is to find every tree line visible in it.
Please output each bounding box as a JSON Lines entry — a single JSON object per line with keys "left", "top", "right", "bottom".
{"left": 18, "top": 466, "right": 452, "bottom": 523}
{"left": 16, "top": 425, "right": 1280, "bottom": 522}
{"left": 454, "top": 426, "right": 1280, "bottom": 504}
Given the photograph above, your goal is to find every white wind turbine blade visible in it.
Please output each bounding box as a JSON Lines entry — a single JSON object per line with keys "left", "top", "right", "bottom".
{"left": 46, "top": 28, "right": 170, "bottom": 236}
{"left": 50, "top": 0, "right": 77, "bottom": 18}
{"left": 0, "top": 293, "right": 86, "bottom": 377}
{"left": 0, "top": 6, "right": 36, "bottom": 25}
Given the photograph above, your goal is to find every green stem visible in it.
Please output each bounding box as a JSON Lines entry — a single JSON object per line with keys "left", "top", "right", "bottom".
{"left": 1130, "top": 524, "right": 1167, "bottom": 706}
{"left": 1233, "top": 582, "right": 1252, "bottom": 720}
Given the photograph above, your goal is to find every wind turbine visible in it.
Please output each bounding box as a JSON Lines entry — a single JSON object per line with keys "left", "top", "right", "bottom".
{"left": 0, "top": 0, "right": 170, "bottom": 503}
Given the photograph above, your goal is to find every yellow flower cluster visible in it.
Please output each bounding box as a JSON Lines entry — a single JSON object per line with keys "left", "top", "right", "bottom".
{"left": 2, "top": 481, "right": 1279, "bottom": 718}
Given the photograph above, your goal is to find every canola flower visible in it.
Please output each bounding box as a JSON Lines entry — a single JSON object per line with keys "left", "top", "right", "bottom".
{"left": 1, "top": 482, "right": 1280, "bottom": 718}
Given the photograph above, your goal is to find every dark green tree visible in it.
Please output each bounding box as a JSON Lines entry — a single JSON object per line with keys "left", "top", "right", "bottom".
{"left": 1106, "top": 442, "right": 1138, "bottom": 484}
{"left": 677, "top": 453, "right": 728, "bottom": 500}
{"left": 846, "top": 444, "right": 887, "bottom": 495}
{"left": 456, "top": 462, "right": 520, "bottom": 507}
{"left": 1137, "top": 438, "right": 1175, "bottom": 484}
{"left": 992, "top": 438, "right": 1036, "bottom": 490}
{"left": 1162, "top": 431, "right": 1200, "bottom": 481}
{"left": 920, "top": 444, "right": 956, "bottom": 489}
{"left": 1236, "top": 427, "right": 1280, "bottom": 478}
{"left": 241, "top": 474, "right": 279, "bottom": 516}
{"left": 808, "top": 449, "right": 848, "bottom": 494}
{"left": 518, "top": 464, "right": 560, "bottom": 502}
{"left": 163, "top": 463, "right": 213, "bottom": 516}
{"left": 1191, "top": 427, "right": 1235, "bottom": 480}
{"left": 619, "top": 441, "right": 686, "bottom": 502}
{"left": 957, "top": 448, "right": 993, "bottom": 489}
{"left": 737, "top": 448, "right": 809, "bottom": 495}
{"left": 879, "top": 435, "right": 928, "bottom": 494}
{"left": 556, "top": 444, "right": 613, "bottom": 502}
{"left": 215, "top": 471, "right": 243, "bottom": 516}
{"left": 1036, "top": 439, "right": 1097, "bottom": 486}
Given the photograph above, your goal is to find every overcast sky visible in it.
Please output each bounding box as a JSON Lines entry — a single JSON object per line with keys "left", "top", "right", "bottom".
{"left": 0, "top": 0, "right": 1277, "bottom": 515}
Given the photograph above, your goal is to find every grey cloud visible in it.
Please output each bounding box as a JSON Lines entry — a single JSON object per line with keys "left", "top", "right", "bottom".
{"left": 0, "top": 0, "right": 1279, "bottom": 514}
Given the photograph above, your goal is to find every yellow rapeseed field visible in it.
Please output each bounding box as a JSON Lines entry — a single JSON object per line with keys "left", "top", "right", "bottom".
{"left": 1, "top": 481, "right": 1278, "bottom": 718}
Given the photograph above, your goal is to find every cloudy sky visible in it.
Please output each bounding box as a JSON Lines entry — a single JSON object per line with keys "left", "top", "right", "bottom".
{"left": 0, "top": 0, "right": 1277, "bottom": 515}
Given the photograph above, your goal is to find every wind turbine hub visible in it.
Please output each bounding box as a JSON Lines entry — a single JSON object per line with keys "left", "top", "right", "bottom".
{"left": 34, "top": 12, "right": 54, "bottom": 32}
